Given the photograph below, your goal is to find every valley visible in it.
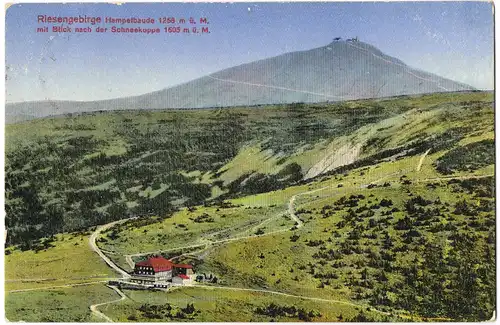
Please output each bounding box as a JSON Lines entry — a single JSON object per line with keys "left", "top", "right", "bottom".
{"left": 5, "top": 91, "right": 495, "bottom": 322}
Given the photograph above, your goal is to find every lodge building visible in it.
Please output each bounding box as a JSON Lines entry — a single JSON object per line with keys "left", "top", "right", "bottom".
{"left": 130, "top": 255, "right": 194, "bottom": 287}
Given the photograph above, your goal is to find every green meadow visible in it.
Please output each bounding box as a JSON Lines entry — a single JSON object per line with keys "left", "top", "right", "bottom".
{"left": 5, "top": 91, "right": 495, "bottom": 321}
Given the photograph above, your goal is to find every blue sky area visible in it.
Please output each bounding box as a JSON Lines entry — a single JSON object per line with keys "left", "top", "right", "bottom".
{"left": 6, "top": 2, "right": 494, "bottom": 103}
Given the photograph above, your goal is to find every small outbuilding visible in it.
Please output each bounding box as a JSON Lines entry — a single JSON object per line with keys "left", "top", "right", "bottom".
{"left": 172, "top": 274, "right": 192, "bottom": 285}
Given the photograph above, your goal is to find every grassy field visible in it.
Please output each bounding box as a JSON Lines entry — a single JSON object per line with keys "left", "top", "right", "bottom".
{"left": 5, "top": 283, "right": 117, "bottom": 322}
{"left": 195, "top": 154, "right": 494, "bottom": 320}
{"left": 4, "top": 91, "right": 495, "bottom": 322}
{"left": 97, "top": 204, "right": 290, "bottom": 269}
{"left": 99, "top": 136, "right": 494, "bottom": 321}
{"left": 5, "top": 233, "right": 118, "bottom": 291}
{"left": 103, "top": 286, "right": 390, "bottom": 322}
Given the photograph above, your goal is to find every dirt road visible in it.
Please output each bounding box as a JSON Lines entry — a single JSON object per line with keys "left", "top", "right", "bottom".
{"left": 89, "top": 219, "right": 134, "bottom": 279}
{"left": 416, "top": 149, "right": 431, "bottom": 172}
{"left": 119, "top": 170, "right": 494, "bottom": 263}
{"left": 188, "top": 284, "right": 450, "bottom": 321}
{"left": 7, "top": 280, "right": 109, "bottom": 293}
{"left": 89, "top": 172, "right": 492, "bottom": 322}
{"left": 89, "top": 285, "right": 127, "bottom": 322}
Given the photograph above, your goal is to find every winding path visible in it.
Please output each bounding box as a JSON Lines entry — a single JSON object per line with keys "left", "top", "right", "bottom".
{"left": 416, "top": 149, "right": 431, "bottom": 172}
{"left": 123, "top": 171, "right": 407, "bottom": 262}
{"left": 124, "top": 226, "right": 294, "bottom": 267}
{"left": 89, "top": 285, "right": 127, "bottom": 322}
{"left": 189, "top": 284, "right": 450, "bottom": 321}
{"left": 88, "top": 219, "right": 138, "bottom": 321}
{"left": 7, "top": 280, "right": 109, "bottom": 293}
{"left": 89, "top": 171, "right": 492, "bottom": 322}
{"left": 192, "top": 283, "right": 377, "bottom": 310}
{"left": 346, "top": 42, "right": 450, "bottom": 92}
{"left": 287, "top": 195, "right": 303, "bottom": 228}
{"left": 89, "top": 218, "right": 135, "bottom": 279}
{"left": 207, "top": 42, "right": 452, "bottom": 104}
{"left": 207, "top": 75, "right": 346, "bottom": 100}
{"left": 120, "top": 171, "right": 493, "bottom": 263}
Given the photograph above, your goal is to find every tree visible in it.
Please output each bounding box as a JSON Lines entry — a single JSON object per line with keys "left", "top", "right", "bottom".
{"left": 446, "top": 233, "right": 494, "bottom": 320}
{"left": 182, "top": 303, "right": 196, "bottom": 314}
{"left": 107, "top": 202, "right": 128, "bottom": 221}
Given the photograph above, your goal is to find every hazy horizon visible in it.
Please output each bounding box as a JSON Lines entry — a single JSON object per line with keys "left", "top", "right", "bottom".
{"left": 6, "top": 2, "right": 494, "bottom": 103}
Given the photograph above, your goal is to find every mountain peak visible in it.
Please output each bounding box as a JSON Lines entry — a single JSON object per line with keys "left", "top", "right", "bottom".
{"left": 6, "top": 41, "right": 474, "bottom": 123}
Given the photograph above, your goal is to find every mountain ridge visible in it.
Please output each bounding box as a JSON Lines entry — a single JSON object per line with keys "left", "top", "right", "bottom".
{"left": 6, "top": 40, "right": 474, "bottom": 123}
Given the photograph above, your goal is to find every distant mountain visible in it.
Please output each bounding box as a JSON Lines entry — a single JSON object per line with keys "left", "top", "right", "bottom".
{"left": 6, "top": 40, "right": 474, "bottom": 123}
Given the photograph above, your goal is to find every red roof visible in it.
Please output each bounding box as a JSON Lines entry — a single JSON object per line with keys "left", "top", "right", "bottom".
{"left": 136, "top": 256, "right": 173, "bottom": 272}
{"left": 178, "top": 274, "right": 190, "bottom": 279}
{"left": 135, "top": 256, "right": 194, "bottom": 273}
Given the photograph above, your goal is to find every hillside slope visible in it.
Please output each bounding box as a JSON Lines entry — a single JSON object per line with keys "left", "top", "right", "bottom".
{"left": 5, "top": 91, "right": 492, "bottom": 248}
{"left": 6, "top": 91, "right": 495, "bottom": 322}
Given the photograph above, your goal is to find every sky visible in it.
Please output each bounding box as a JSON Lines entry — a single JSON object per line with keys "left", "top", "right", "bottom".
{"left": 5, "top": 2, "right": 494, "bottom": 103}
